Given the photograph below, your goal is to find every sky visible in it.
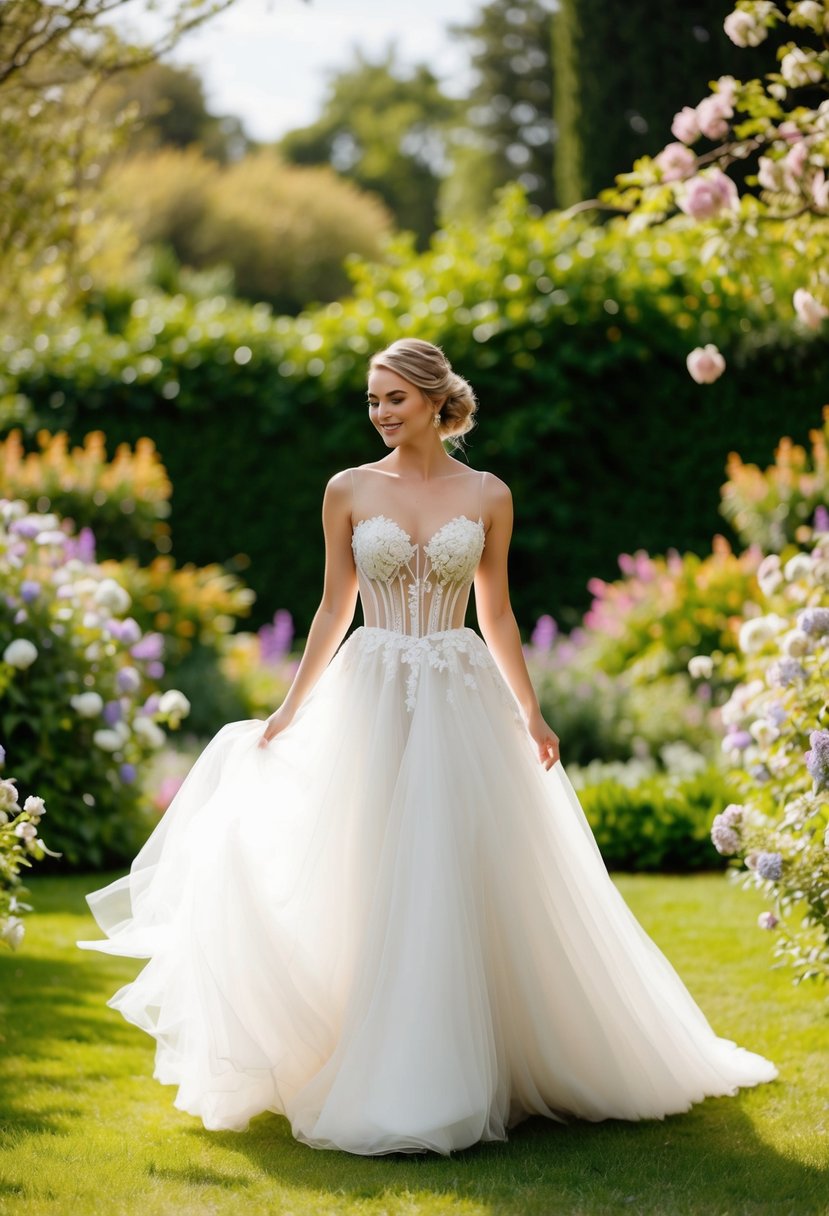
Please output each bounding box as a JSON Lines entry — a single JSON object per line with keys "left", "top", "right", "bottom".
{"left": 116, "top": 0, "right": 485, "bottom": 143}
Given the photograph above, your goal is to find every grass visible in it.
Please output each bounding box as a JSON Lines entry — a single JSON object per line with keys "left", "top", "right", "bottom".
{"left": 0, "top": 871, "right": 827, "bottom": 1216}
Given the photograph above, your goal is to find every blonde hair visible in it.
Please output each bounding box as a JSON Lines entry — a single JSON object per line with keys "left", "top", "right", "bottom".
{"left": 368, "top": 338, "right": 478, "bottom": 451}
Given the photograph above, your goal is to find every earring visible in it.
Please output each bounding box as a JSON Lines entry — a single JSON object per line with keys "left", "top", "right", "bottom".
{"left": 433, "top": 412, "right": 441, "bottom": 429}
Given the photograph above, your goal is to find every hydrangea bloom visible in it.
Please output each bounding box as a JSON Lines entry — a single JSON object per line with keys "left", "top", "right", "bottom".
{"left": 805, "top": 729, "right": 829, "bottom": 793}
{"left": 755, "top": 851, "right": 783, "bottom": 882}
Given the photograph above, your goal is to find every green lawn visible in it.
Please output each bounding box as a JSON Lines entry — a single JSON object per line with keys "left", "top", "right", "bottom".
{"left": 0, "top": 872, "right": 826, "bottom": 1216}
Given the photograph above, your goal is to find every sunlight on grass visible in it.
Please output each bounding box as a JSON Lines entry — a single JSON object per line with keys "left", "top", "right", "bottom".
{"left": 0, "top": 873, "right": 827, "bottom": 1215}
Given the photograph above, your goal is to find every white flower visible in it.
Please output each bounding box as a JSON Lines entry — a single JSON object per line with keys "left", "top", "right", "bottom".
{"left": 723, "top": 8, "right": 768, "bottom": 47}
{"left": 784, "top": 551, "right": 813, "bottom": 581}
{"left": 36, "top": 530, "right": 67, "bottom": 547}
{"left": 738, "top": 616, "right": 777, "bottom": 653}
{"left": 351, "top": 517, "right": 415, "bottom": 582}
{"left": 424, "top": 518, "right": 484, "bottom": 585}
{"left": 688, "top": 655, "right": 714, "bottom": 679}
{"left": 1, "top": 916, "right": 24, "bottom": 950}
{"left": 749, "top": 719, "right": 779, "bottom": 747}
{"left": 0, "top": 778, "right": 19, "bottom": 812}
{"left": 686, "top": 344, "right": 726, "bottom": 384}
{"left": 22, "top": 795, "right": 46, "bottom": 821}
{"left": 793, "top": 288, "right": 828, "bottom": 330}
{"left": 93, "top": 577, "right": 131, "bottom": 615}
{"left": 158, "top": 689, "right": 191, "bottom": 719}
{"left": 132, "top": 717, "right": 166, "bottom": 748}
{"left": 3, "top": 638, "right": 38, "bottom": 669}
{"left": 92, "top": 729, "right": 123, "bottom": 753}
{"left": 789, "top": 0, "right": 827, "bottom": 32}
{"left": 14, "top": 820, "right": 37, "bottom": 843}
{"left": 757, "top": 553, "right": 783, "bottom": 596}
{"left": 782, "top": 628, "right": 811, "bottom": 658}
{"left": 780, "top": 48, "right": 824, "bottom": 89}
{"left": 70, "top": 691, "right": 104, "bottom": 718}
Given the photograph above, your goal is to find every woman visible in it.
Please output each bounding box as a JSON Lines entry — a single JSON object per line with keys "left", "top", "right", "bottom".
{"left": 78, "top": 338, "right": 777, "bottom": 1157}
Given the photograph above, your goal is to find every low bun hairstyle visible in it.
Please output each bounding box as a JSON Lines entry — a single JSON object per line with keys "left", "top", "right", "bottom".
{"left": 368, "top": 339, "right": 478, "bottom": 451}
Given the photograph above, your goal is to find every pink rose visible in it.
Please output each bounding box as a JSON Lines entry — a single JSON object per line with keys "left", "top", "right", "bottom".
{"left": 654, "top": 142, "right": 696, "bottom": 182}
{"left": 678, "top": 169, "right": 739, "bottom": 219}
{"left": 686, "top": 344, "right": 726, "bottom": 384}
{"left": 696, "top": 93, "right": 733, "bottom": 141}
{"left": 793, "top": 288, "right": 828, "bottom": 329}
{"left": 671, "top": 106, "right": 700, "bottom": 145}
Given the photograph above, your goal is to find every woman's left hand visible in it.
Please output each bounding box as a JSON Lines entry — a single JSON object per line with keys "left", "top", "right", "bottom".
{"left": 524, "top": 709, "right": 560, "bottom": 770}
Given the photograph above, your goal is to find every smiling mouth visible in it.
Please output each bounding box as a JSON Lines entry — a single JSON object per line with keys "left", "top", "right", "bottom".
{"left": 380, "top": 423, "right": 402, "bottom": 432}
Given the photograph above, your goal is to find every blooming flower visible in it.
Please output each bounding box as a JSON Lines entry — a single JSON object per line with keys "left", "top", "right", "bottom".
{"left": 23, "top": 795, "right": 46, "bottom": 821}
{"left": 755, "top": 851, "right": 783, "bottom": 882}
{"left": 671, "top": 106, "right": 700, "bottom": 144}
{"left": 70, "top": 691, "right": 104, "bottom": 718}
{"left": 686, "top": 344, "right": 726, "bottom": 384}
{"left": 780, "top": 47, "right": 824, "bottom": 88}
{"left": 797, "top": 606, "right": 829, "bottom": 635}
{"left": 92, "top": 729, "right": 123, "bottom": 753}
{"left": 132, "top": 717, "right": 166, "bottom": 749}
{"left": 793, "top": 288, "right": 828, "bottom": 330}
{"left": 119, "top": 762, "right": 137, "bottom": 785}
{"left": 711, "top": 817, "right": 741, "bottom": 855}
{"left": 1, "top": 916, "right": 24, "bottom": 950}
{"left": 3, "top": 638, "right": 38, "bottom": 669}
{"left": 766, "top": 657, "right": 807, "bottom": 688}
{"left": 696, "top": 93, "right": 734, "bottom": 140}
{"left": 805, "top": 728, "right": 829, "bottom": 793}
{"left": 757, "top": 553, "right": 783, "bottom": 596}
{"left": 758, "top": 911, "right": 779, "bottom": 930}
{"left": 678, "top": 170, "right": 739, "bottom": 220}
{"left": 20, "top": 580, "right": 41, "bottom": 603}
{"left": 654, "top": 142, "right": 697, "bottom": 182}
{"left": 94, "top": 577, "right": 131, "bottom": 615}
{"left": 688, "top": 654, "right": 714, "bottom": 679}
{"left": 724, "top": 7, "right": 769, "bottom": 46}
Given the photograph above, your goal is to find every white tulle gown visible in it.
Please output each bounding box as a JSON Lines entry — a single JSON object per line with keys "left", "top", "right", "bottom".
{"left": 77, "top": 467, "right": 778, "bottom": 1156}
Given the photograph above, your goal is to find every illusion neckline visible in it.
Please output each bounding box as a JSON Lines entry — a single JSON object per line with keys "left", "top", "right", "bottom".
{"left": 352, "top": 514, "right": 485, "bottom": 551}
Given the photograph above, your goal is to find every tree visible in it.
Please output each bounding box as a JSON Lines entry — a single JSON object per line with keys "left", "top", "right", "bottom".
{"left": 99, "top": 60, "right": 252, "bottom": 163}
{"left": 552, "top": 0, "right": 747, "bottom": 207}
{"left": 278, "top": 48, "right": 462, "bottom": 248}
{"left": 0, "top": 0, "right": 248, "bottom": 321}
{"left": 441, "top": 0, "right": 556, "bottom": 223}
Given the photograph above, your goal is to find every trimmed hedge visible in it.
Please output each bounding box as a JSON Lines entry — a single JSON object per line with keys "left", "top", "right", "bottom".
{"left": 1, "top": 186, "right": 826, "bottom": 634}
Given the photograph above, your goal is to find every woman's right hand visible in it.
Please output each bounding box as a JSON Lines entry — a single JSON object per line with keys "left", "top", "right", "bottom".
{"left": 257, "top": 704, "right": 295, "bottom": 749}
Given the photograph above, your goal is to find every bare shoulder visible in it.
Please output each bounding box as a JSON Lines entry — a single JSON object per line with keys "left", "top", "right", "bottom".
{"left": 480, "top": 470, "right": 512, "bottom": 508}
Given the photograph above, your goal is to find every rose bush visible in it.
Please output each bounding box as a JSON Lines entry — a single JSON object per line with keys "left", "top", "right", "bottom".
{"left": 0, "top": 497, "right": 191, "bottom": 867}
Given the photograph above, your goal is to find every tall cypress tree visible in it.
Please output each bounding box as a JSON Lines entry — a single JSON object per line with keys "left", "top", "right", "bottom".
{"left": 553, "top": 1, "right": 747, "bottom": 207}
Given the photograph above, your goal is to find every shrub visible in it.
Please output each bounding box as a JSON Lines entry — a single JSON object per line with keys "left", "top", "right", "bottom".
{"left": 0, "top": 427, "right": 171, "bottom": 557}
{"left": 702, "top": 528, "right": 829, "bottom": 987}
{"left": 0, "top": 498, "right": 190, "bottom": 868}
{"left": 0, "top": 760, "right": 56, "bottom": 949}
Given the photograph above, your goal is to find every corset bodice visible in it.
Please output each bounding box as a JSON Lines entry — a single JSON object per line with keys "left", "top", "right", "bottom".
{"left": 351, "top": 513, "right": 486, "bottom": 637}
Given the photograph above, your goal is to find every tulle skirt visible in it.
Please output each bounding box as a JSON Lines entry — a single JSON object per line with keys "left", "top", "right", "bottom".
{"left": 77, "top": 624, "right": 778, "bottom": 1156}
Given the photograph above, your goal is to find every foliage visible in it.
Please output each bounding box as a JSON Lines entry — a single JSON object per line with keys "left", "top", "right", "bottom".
{"left": 0, "top": 427, "right": 172, "bottom": 556}
{"left": 552, "top": 0, "right": 745, "bottom": 207}
{"left": 572, "top": 760, "right": 738, "bottom": 872}
{"left": 721, "top": 403, "right": 829, "bottom": 551}
{"left": 279, "top": 48, "right": 462, "bottom": 248}
{"left": 100, "top": 554, "right": 256, "bottom": 669}
{"left": 441, "top": 0, "right": 556, "bottom": 222}
{"left": 103, "top": 146, "right": 394, "bottom": 312}
{"left": 0, "top": 760, "right": 56, "bottom": 950}
{"left": 702, "top": 527, "right": 829, "bottom": 987}
{"left": 602, "top": 0, "right": 829, "bottom": 323}
{"left": 0, "top": 498, "right": 190, "bottom": 868}
{"left": 3, "top": 183, "right": 826, "bottom": 631}
{"left": 0, "top": 0, "right": 244, "bottom": 321}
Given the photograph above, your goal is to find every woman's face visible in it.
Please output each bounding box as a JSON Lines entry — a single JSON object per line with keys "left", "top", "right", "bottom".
{"left": 367, "top": 366, "right": 437, "bottom": 447}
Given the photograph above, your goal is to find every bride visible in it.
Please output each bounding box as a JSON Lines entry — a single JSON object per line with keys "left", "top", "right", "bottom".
{"left": 77, "top": 337, "right": 778, "bottom": 1157}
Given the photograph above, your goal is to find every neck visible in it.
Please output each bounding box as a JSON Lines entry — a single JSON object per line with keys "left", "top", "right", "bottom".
{"left": 382, "top": 439, "right": 458, "bottom": 480}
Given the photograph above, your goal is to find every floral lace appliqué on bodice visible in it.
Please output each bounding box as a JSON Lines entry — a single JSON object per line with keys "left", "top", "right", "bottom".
{"left": 351, "top": 514, "right": 485, "bottom": 637}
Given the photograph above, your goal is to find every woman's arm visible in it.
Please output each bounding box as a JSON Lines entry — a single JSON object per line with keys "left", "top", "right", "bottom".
{"left": 258, "top": 470, "right": 357, "bottom": 747}
{"left": 474, "top": 474, "right": 560, "bottom": 770}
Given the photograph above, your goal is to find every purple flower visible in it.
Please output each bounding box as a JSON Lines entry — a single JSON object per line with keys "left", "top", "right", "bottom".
{"left": 726, "top": 729, "right": 753, "bottom": 750}
{"left": 750, "top": 763, "right": 771, "bottom": 783}
{"left": 131, "top": 631, "right": 164, "bottom": 661}
{"left": 117, "top": 666, "right": 141, "bottom": 695}
{"left": 106, "top": 617, "right": 142, "bottom": 645}
{"left": 142, "top": 693, "right": 161, "bottom": 715}
{"left": 805, "top": 728, "right": 829, "bottom": 793}
{"left": 797, "top": 607, "right": 829, "bottom": 636}
{"left": 766, "top": 702, "right": 787, "bottom": 726}
{"left": 119, "top": 762, "right": 137, "bottom": 785}
{"left": 758, "top": 910, "right": 779, "bottom": 930}
{"left": 258, "top": 609, "right": 294, "bottom": 662}
{"left": 20, "top": 580, "right": 41, "bottom": 603}
{"left": 814, "top": 505, "right": 829, "bottom": 533}
{"left": 530, "top": 614, "right": 558, "bottom": 651}
{"left": 9, "top": 518, "right": 41, "bottom": 539}
{"left": 767, "top": 658, "right": 807, "bottom": 688}
{"left": 755, "top": 851, "right": 783, "bottom": 882}
{"left": 102, "top": 700, "right": 123, "bottom": 726}
{"left": 146, "top": 661, "right": 165, "bottom": 679}
{"left": 64, "top": 526, "right": 96, "bottom": 563}
{"left": 711, "top": 809, "right": 741, "bottom": 855}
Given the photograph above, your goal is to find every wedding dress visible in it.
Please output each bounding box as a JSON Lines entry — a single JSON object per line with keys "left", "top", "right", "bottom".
{"left": 77, "top": 466, "right": 778, "bottom": 1156}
